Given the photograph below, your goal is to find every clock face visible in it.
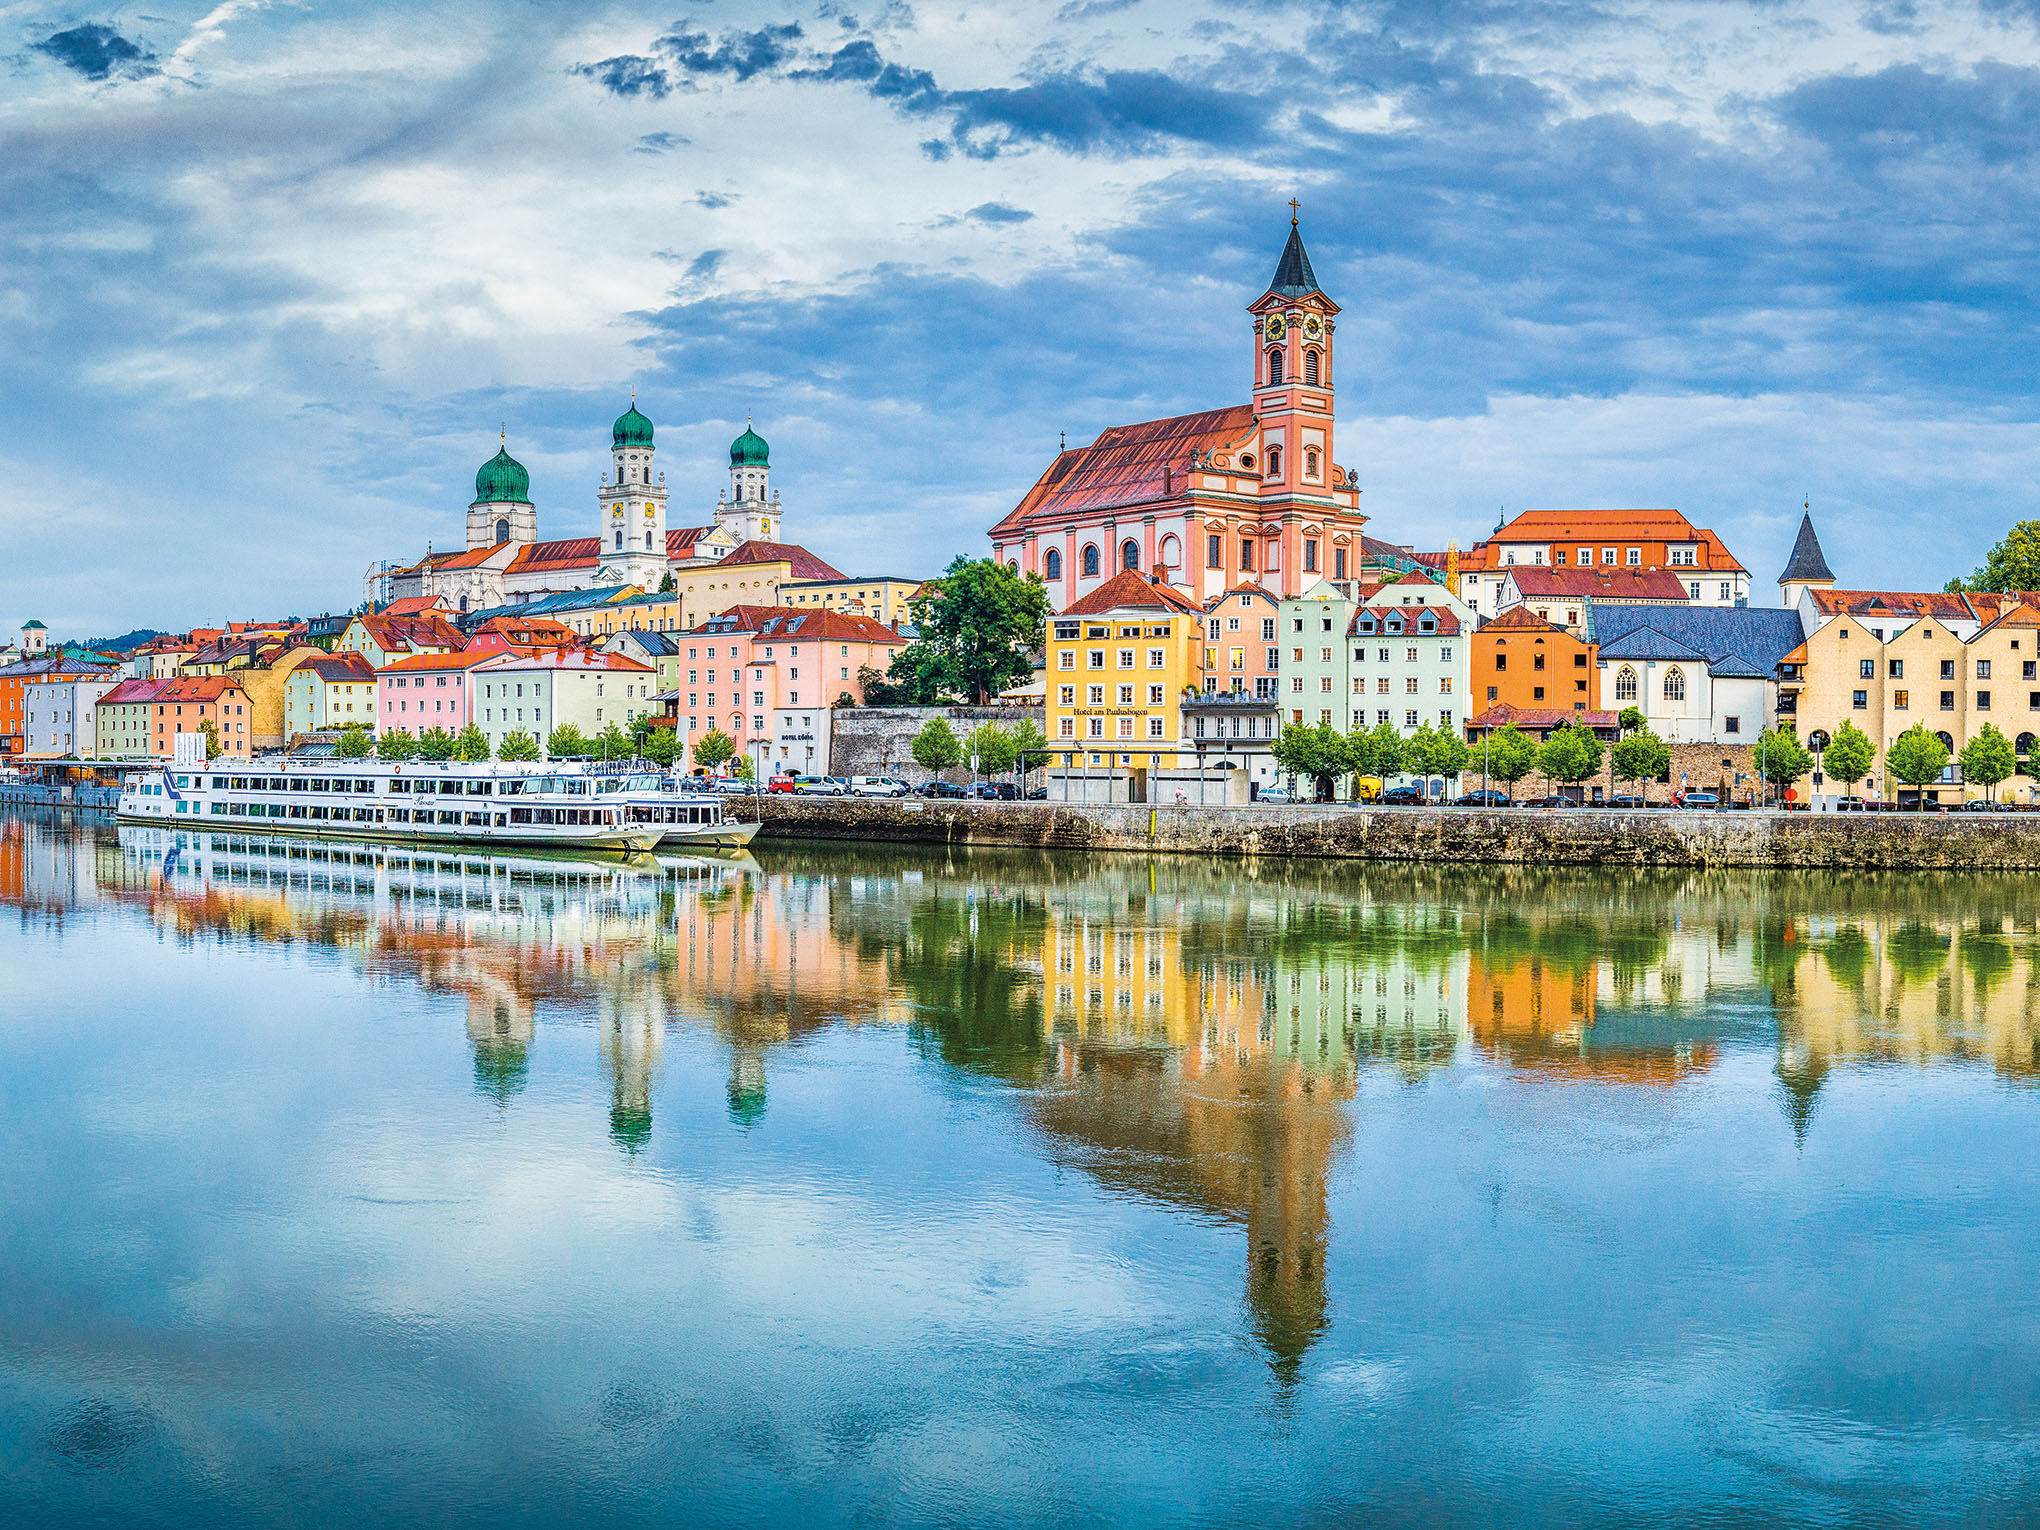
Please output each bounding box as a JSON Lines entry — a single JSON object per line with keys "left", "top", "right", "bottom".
{"left": 1264, "top": 314, "right": 1286, "bottom": 342}
{"left": 1304, "top": 315, "right": 1322, "bottom": 339}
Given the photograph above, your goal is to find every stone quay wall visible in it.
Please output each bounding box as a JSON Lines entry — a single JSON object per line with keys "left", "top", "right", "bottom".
{"left": 828, "top": 705, "right": 1045, "bottom": 785}
{"left": 732, "top": 797, "right": 2040, "bottom": 870}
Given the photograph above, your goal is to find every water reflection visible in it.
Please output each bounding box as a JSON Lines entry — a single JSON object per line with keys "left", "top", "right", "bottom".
{"left": 9, "top": 811, "right": 2040, "bottom": 1401}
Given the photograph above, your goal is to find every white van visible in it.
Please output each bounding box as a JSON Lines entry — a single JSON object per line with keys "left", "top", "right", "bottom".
{"left": 851, "top": 776, "right": 911, "bottom": 797}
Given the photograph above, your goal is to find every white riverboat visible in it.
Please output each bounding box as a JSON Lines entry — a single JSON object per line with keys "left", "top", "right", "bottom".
{"left": 113, "top": 759, "right": 741, "bottom": 853}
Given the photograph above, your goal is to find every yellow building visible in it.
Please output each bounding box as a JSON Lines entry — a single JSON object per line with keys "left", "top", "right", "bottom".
{"left": 1781, "top": 592, "right": 2040, "bottom": 802}
{"left": 551, "top": 547, "right": 852, "bottom": 640}
{"left": 283, "top": 653, "right": 378, "bottom": 740}
{"left": 777, "top": 575, "right": 923, "bottom": 630}
{"left": 1046, "top": 570, "right": 1205, "bottom": 770}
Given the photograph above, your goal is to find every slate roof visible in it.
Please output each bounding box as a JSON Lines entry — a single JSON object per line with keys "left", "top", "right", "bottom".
{"left": 1587, "top": 602, "right": 1807, "bottom": 674}
{"left": 1268, "top": 224, "right": 1321, "bottom": 298}
{"left": 1707, "top": 653, "right": 1771, "bottom": 680}
{"left": 1779, "top": 512, "right": 1834, "bottom": 584}
{"left": 1595, "top": 626, "right": 1706, "bottom": 662}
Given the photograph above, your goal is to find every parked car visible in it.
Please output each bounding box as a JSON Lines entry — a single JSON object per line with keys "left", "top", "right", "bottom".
{"left": 709, "top": 776, "right": 757, "bottom": 794}
{"left": 1453, "top": 789, "right": 1511, "bottom": 807}
{"left": 1257, "top": 787, "right": 1296, "bottom": 804}
{"left": 767, "top": 774, "right": 803, "bottom": 794}
{"left": 1834, "top": 795, "right": 1869, "bottom": 812}
{"left": 1674, "top": 790, "right": 1719, "bottom": 808}
{"left": 1606, "top": 794, "right": 1650, "bottom": 809}
{"left": 971, "top": 781, "right": 1018, "bottom": 800}
{"left": 850, "top": 776, "right": 912, "bottom": 797}
{"left": 1024, "top": 785, "right": 1047, "bottom": 801}
{"left": 1518, "top": 795, "right": 1571, "bottom": 808}
{"left": 1378, "top": 785, "right": 1424, "bottom": 806}
{"left": 920, "top": 780, "right": 969, "bottom": 799}
{"left": 794, "top": 776, "right": 845, "bottom": 796}
{"left": 1961, "top": 799, "right": 2007, "bottom": 812}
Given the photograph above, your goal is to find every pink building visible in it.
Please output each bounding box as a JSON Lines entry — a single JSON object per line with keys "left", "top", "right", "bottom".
{"left": 1198, "top": 585, "right": 1282, "bottom": 700}
{"left": 376, "top": 650, "right": 495, "bottom": 738}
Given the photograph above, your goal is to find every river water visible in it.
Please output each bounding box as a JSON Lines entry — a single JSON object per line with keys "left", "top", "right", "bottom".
{"left": 2, "top": 811, "right": 2037, "bottom": 1526}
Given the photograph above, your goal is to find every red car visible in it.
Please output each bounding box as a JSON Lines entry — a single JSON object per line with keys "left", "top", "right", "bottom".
{"left": 767, "top": 774, "right": 802, "bottom": 794}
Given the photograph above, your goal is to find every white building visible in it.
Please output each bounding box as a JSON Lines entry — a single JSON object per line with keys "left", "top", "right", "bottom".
{"left": 24, "top": 675, "right": 121, "bottom": 758}
{"left": 471, "top": 651, "right": 658, "bottom": 756}
{"left": 1588, "top": 603, "right": 1808, "bottom": 744}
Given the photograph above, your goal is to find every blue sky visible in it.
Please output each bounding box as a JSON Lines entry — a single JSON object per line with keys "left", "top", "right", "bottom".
{"left": 5, "top": 0, "right": 2040, "bottom": 636}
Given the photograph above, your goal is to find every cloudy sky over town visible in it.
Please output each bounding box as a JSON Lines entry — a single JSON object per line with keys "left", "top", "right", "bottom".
{"left": 5, "top": 0, "right": 2040, "bottom": 632}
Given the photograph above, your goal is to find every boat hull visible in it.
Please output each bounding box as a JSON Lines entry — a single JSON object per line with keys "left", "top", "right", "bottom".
{"left": 116, "top": 810, "right": 658, "bottom": 854}
{"left": 657, "top": 819, "right": 760, "bottom": 849}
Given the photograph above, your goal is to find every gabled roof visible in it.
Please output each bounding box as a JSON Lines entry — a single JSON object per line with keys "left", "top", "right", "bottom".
{"left": 1507, "top": 567, "right": 1690, "bottom": 602}
{"left": 1059, "top": 570, "right": 1205, "bottom": 617}
{"left": 719, "top": 540, "right": 848, "bottom": 580}
{"left": 1480, "top": 606, "right": 1572, "bottom": 634}
{"left": 1779, "top": 512, "right": 1834, "bottom": 584}
{"left": 991, "top": 406, "right": 1256, "bottom": 536}
{"left": 607, "top": 629, "right": 679, "bottom": 655}
{"left": 1350, "top": 605, "right": 1462, "bottom": 637}
{"left": 379, "top": 595, "right": 445, "bottom": 616}
{"left": 506, "top": 537, "right": 600, "bottom": 575}
{"left": 157, "top": 675, "right": 247, "bottom": 702}
{"left": 1467, "top": 703, "right": 1618, "bottom": 732}
{"left": 750, "top": 609, "right": 905, "bottom": 643}
{"left": 98, "top": 677, "right": 171, "bottom": 706}
{"left": 1594, "top": 626, "right": 1707, "bottom": 663}
{"left": 1806, "top": 589, "right": 1980, "bottom": 623}
{"left": 1708, "top": 653, "right": 1770, "bottom": 679}
{"left": 1453, "top": 508, "right": 1749, "bottom": 575}
{"left": 1588, "top": 603, "right": 1807, "bottom": 673}
{"left": 301, "top": 654, "right": 376, "bottom": 683}
{"left": 1974, "top": 600, "right": 2040, "bottom": 637}
{"left": 0, "top": 654, "right": 118, "bottom": 679}
{"left": 667, "top": 526, "right": 722, "bottom": 558}
{"left": 377, "top": 649, "right": 499, "bottom": 674}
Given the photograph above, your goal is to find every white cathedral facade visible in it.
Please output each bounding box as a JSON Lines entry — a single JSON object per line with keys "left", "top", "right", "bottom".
{"left": 391, "top": 403, "right": 789, "bottom": 613}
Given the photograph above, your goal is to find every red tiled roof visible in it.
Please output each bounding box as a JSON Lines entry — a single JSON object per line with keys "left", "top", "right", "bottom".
{"left": 1350, "top": 605, "right": 1463, "bottom": 637}
{"left": 991, "top": 406, "right": 1257, "bottom": 536}
{"left": 380, "top": 595, "right": 444, "bottom": 616}
{"left": 157, "top": 676, "right": 247, "bottom": 703}
{"left": 1453, "top": 508, "right": 1748, "bottom": 575}
{"left": 425, "top": 546, "right": 501, "bottom": 570}
{"left": 1808, "top": 589, "right": 1983, "bottom": 622}
{"left": 749, "top": 609, "right": 905, "bottom": 644}
{"left": 507, "top": 537, "right": 600, "bottom": 575}
{"left": 667, "top": 526, "right": 721, "bottom": 558}
{"left": 302, "top": 654, "right": 376, "bottom": 683}
{"left": 1467, "top": 704, "right": 1618, "bottom": 732}
{"left": 378, "top": 649, "right": 499, "bottom": 674}
{"left": 719, "top": 540, "right": 848, "bottom": 580}
{"left": 99, "top": 677, "right": 172, "bottom": 706}
{"left": 1507, "top": 567, "right": 1690, "bottom": 602}
{"left": 1481, "top": 606, "right": 1570, "bottom": 633}
{"left": 477, "top": 650, "right": 653, "bottom": 674}
{"left": 1060, "top": 569, "right": 1205, "bottom": 617}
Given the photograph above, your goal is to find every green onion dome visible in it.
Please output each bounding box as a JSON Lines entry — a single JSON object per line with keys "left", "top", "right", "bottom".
{"left": 730, "top": 423, "right": 769, "bottom": 466}
{"left": 474, "top": 446, "right": 530, "bottom": 504}
{"left": 613, "top": 402, "right": 655, "bottom": 447}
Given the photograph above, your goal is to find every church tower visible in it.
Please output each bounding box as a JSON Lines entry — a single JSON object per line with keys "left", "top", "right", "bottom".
{"left": 1248, "top": 207, "right": 1342, "bottom": 506}
{"left": 714, "top": 420, "right": 779, "bottom": 544}
{"left": 1778, "top": 507, "right": 1836, "bottom": 609}
{"left": 599, "top": 399, "right": 669, "bottom": 588}
{"left": 466, "top": 436, "right": 537, "bottom": 552}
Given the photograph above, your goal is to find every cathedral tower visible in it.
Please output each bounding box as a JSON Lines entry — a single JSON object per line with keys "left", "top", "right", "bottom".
{"left": 1247, "top": 206, "right": 1341, "bottom": 504}
{"left": 599, "top": 399, "right": 669, "bottom": 588}
{"left": 466, "top": 436, "right": 537, "bottom": 552}
{"left": 715, "top": 420, "right": 779, "bottom": 543}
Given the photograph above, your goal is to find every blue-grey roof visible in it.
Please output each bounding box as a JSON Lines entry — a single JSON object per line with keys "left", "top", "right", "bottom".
{"left": 1708, "top": 652, "right": 1770, "bottom": 680}
{"left": 609, "top": 630, "right": 677, "bottom": 656}
{"left": 1589, "top": 602, "right": 1806, "bottom": 673}
{"left": 1596, "top": 626, "right": 1706, "bottom": 662}
{"left": 1268, "top": 224, "right": 1320, "bottom": 298}
{"left": 1779, "top": 513, "right": 1834, "bottom": 584}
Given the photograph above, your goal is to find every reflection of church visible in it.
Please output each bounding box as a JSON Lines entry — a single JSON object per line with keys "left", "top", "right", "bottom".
{"left": 390, "top": 405, "right": 792, "bottom": 612}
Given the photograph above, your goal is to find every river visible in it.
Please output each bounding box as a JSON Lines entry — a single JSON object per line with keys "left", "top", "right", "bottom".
{"left": 2, "top": 811, "right": 2037, "bottom": 1526}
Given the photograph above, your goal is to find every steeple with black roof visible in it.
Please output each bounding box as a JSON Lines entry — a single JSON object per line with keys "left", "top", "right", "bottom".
{"left": 1778, "top": 507, "right": 1836, "bottom": 606}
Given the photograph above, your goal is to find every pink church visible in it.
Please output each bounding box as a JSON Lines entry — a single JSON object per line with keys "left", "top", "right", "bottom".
{"left": 990, "top": 215, "right": 1370, "bottom": 607}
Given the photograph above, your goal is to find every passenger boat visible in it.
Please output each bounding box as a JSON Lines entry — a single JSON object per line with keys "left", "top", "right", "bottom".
{"left": 597, "top": 772, "right": 760, "bottom": 849}
{"left": 115, "top": 759, "right": 693, "bottom": 852}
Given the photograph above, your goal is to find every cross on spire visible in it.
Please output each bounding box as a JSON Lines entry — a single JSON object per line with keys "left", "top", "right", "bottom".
{"left": 1289, "top": 197, "right": 1301, "bottom": 226}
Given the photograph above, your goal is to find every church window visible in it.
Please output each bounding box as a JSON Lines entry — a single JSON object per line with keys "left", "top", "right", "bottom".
{"left": 1044, "top": 548, "right": 1062, "bottom": 580}
{"left": 1266, "top": 446, "right": 1282, "bottom": 478}
{"left": 1304, "top": 348, "right": 1320, "bottom": 385}
{"left": 1305, "top": 448, "right": 1319, "bottom": 479}
{"left": 1615, "top": 667, "right": 1638, "bottom": 701}
{"left": 615, "top": 531, "right": 623, "bottom": 550}
{"left": 1158, "top": 534, "right": 1179, "bottom": 570}
{"left": 495, "top": 519, "right": 510, "bottom": 545}
{"left": 1207, "top": 535, "right": 1222, "bottom": 570}
{"left": 1240, "top": 539, "right": 1254, "bottom": 573}
{"left": 1121, "top": 540, "right": 1140, "bottom": 572}
{"left": 1334, "top": 547, "right": 1347, "bottom": 580}
{"left": 1082, "top": 544, "right": 1101, "bottom": 578}
{"left": 1267, "top": 349, "right": 1284, "bottom": 385}
{"left": 1304, "top": 540, "right": 1318, "bottom": 573}
{"left": 646, "top": 532, "right": 654, "bottom": 550}
{"left": 1663, "top": 668, "right": 1685, "bottom": 702}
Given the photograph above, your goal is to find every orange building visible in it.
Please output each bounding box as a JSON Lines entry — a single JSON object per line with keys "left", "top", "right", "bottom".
{"left": 1471, "top": 606, "right": 1598, "bottom": 716}
{"left": 1444, "top": 507, "right": 1750, "bottom": 621}
{"left": 0, "top": 655, "right": 119, "bottom": 759}
{"left": 150, "top": 676, "right": 254, "bottom": 757}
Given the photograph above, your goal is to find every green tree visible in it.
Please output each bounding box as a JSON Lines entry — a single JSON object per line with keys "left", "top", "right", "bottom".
{"left": 1754, "top": 726, "right": 1813, "bottom": 804}
{"left": 377, "top": 728, "right": 418, "bottom": 761}
{"left": 1271, "top": 721, "right": 1351, "bottom": 801}
{"left": 196, "top": 716, "right": 222, "bottom": 760}
{"left": 452, "top": 723, "right": 492, "bottom": 761}
{"left": 417, "top": 726, "right": 457, "bottom": 761}
{"left": 1347, "top": 720, "right": 1405, "bottom": 788}
{"left": 691, "top": 727, "right": 736, "bottom": 774}
{"left": 1886, "top": 724, "right": 1951, "bottom": 804}
{"left": 498, "top": 730, "right": 541, "bottom": 762}
{"left": 1618, "top": 706, "right": 1647, "bottom": 734}
{"left": 911, "top": 715, "right": 965, "bottom": 773}
{"left": 337, "top": 724, "right": 371, "bottom": 759}
{"left": 1537, "top": 721, "right": 1605, "bottom": 795}
{"left": 1478, "top": 724, "right": 1540, "bottom": 800}
{"left": 641, "top": 726, "right": 680, "bottom": 767}
{"left": 1822, "top": 720, "right": 1875, "bottom": 789}
{"left": 886, "top": 556, "right": 1050, "bottom": 704}
{"left": 1403, "top": 720, "right": 1470, "bottom": 795}
{"left": 1610, "top": 726, "right": 1670, "bottom": 799}
{"left": 1007, "top": 719, "right": 1049, "bottom": 777}
{"left": 547, "top": 724, "right": 588, "bottom": 759}
{"left": 730, "top": 753, "right": 755, "bottom": 782}
{"left": 593, "top": 722, "right": 631, "bottom": 761}
{"left": 1960, "top": 723, "right": 2017, "bottom": 801}
{"left": 1958, "top": 520, "right": 2040, "bottom": 593}
{"left": 964, "top": 721, "right": 1016, "bottom": 776}
{"left": 856, "top": 664, "right": 911, "bottom": 706}
{"left": 657, "top": 570, "right": 677, "bottom": 595}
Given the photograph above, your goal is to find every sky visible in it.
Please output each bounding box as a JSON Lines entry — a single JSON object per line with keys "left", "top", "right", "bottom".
{"left": 4, "top": 0, "right": 2040, "bottom": 637}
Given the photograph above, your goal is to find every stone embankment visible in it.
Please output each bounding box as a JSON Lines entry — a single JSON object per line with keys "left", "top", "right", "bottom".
{"left": 733, "top": 797, "right": 2040, "bottom": 870}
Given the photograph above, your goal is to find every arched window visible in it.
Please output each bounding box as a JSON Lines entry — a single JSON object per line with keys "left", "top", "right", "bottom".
{"left": 615, "top": 531, "right": 623, "bottom": 551}
{"left": 1662, "top": 667, "right": 1685, "bottom": 702}
{"left": 1614, "top": 667, "right": 1638, "bottom": 701}
{"left": 1267, "top": 349, "right": 1284, "bottom": 385}
{"left": 1304, "top": 448, "right": 1320, "bottom": 480}
{"left": 495, "top": 519, "right": 510, "bottom": 545}
{"left": 1044, "top": 548, "right": 1062, "bottom": 581}
{"left": 1936, "top": 731, "right": 1954, "bottom": 752}
{"left": 1266, "top": 445, "right": 1282, "bottom": 478}
{"left": 1808, "top": 730, "right": 1831, "bottom": 751}
{"left": 1009, "top": 560, "right": 1019, "bottom": 574}
{"left": 1122, "top": 540, "right": 1140, "bottom": 572}
{"left": 645, "top": 532, "right": 655, "bottom": 551}
{"left": 2019, "top": 732, "right": 2037, "bottom": 755}
{"left": 458, "top": 596, "right": 469, "bottom": 613}
{"left": 1082, "top": 544, "right": 1100, "bottom": 578}
{"left": 1304, "top": 347, "right": 1320, "bottom": 385}
{"left": 1158, "top": 533, "right": 1180, "bottom": 571}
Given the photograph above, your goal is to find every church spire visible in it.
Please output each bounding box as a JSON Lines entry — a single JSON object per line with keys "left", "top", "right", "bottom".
{"left": 1268, "top": 209, "right": 1321, "bottom": 299}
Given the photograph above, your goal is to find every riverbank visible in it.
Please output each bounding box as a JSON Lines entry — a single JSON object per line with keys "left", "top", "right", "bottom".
{"left": 734, "top": 796, "right": 2040, "bottom": 869}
